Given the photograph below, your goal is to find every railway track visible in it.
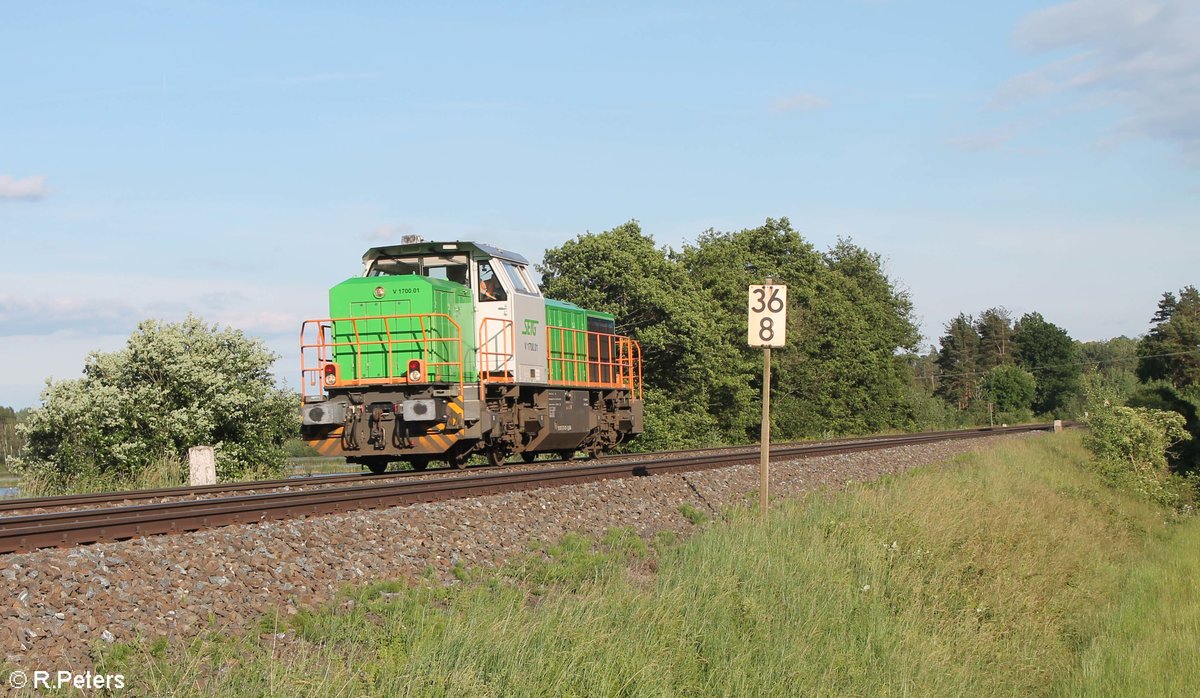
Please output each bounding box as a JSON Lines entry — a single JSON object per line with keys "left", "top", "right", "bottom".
{"left": 0, "top": 424, "right": 1056, "bottom": 554}
{"left": 0, "top": 424, "right": 1030, "bottom": 515}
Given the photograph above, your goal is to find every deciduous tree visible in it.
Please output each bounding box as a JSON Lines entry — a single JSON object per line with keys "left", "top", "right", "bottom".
{"left": 1013, "top": 312, "right": 1080, "bottom": 416}
{"left": 981, "top": 364, "right": 1036, "bottom": 416}
{"left": 13, "top": 316, "right": 296, "bottom": 485}
{"left": 678, "top": 222, "right": 921, "bottom": 437}
{"left": 539, "top": 222, "right": 747, "bottom": 446}
{"left": 542, "top": 218, "right": 925, "bottom": 444}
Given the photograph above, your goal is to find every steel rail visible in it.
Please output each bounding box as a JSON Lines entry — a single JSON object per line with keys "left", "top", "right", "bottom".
{"left": 0, "top": 424, "right": 1033, "bottom": 514}
{"left": 0, "top": 424, "right": 1054, "bottom": 554}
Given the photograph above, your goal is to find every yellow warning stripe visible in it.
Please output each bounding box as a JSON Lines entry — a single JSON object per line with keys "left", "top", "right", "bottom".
{"left": 304, "top": 406, "right": 465, "bottom": 456}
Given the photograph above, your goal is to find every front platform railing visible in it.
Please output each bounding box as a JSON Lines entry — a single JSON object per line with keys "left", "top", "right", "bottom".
{"left": 300, "top": 314, "right": 464, "bottom": 401}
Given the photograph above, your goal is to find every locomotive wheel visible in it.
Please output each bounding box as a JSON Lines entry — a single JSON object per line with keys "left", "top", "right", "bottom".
{"left": 409, "top": 457, "right": 429, "bottom": 472}
{"left": 365, "top": 459, "right": 389, "bottom": 475}
{"left": 558, "top": 450, "right": 575, "bottom": 462}
{"left": 486, "top": 449, "right": 507, "bottom": 467}
{"left": 521, "top": 452, "right": 537, "bottom": 464}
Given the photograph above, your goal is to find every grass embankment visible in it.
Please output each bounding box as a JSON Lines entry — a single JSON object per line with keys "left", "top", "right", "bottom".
{"left": 1067, "top": 516, "right": 1200, "bottom": 696}
{"left": 97, "top": 433, "right": 1198, "bottom": 696}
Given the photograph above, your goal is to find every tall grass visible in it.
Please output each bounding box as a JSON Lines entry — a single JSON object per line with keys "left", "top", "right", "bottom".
{"left": 17, "top": 453, "right": 307, "bottom": 496}
{"left": 1060, "top": 516, "right": 1200, "bottom": 696}
{"left": 18, "top": 455, "right": 188, "bottom": 497}
{"left": 95, "top": 433, "right": 1194, "bottom": 696}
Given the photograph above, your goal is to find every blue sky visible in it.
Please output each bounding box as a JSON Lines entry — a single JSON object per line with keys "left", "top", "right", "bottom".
{"left": 2, "top": 0, "right": 1198, "bottom": 409}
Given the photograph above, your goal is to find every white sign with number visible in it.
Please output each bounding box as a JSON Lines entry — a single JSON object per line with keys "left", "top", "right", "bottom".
{"left": 748, "top": 284, "right": 787, "bottom": 347}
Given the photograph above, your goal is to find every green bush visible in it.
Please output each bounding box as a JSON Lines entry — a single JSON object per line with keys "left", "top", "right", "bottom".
{"left": 1127, "top": 383, "right": 1200, "bottom": 473}
{"left": 12, "top": 316, "right": 296, "bottom": 491}
{"left": 981, "top": 364, "right": 1036, "bottom": 414}
{"left": 283, "top": 437, "right": 320, "bottom": 458}
{"left": 1083, "top": 404, "right": 1194, "bottom": 508}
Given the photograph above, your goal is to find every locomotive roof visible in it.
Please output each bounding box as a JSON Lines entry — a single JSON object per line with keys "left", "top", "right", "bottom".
{"left": 362, "top": 241, "right": 531, "bottom": 265}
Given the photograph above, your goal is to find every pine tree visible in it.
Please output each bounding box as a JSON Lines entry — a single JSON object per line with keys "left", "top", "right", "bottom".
{"left": 975, "top": 307, "right": 1014, "bottom": 371}
{"left": 935, "top": 314, "right": 981, "bottom": 410}
{"left": 1137, "top": 286, "right": 1200, "bottom": 388}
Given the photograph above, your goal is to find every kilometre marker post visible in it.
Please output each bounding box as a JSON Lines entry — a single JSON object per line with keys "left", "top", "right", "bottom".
{"left": 748, "top": 279, "right": 787, "bottom": 520}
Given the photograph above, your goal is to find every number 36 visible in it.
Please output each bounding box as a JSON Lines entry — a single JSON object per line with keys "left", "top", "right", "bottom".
{"left": 751, "top": 287, "right": 784, "bottom": 313}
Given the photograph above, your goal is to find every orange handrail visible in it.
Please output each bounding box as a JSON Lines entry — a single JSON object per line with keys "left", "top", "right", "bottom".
{"left": 544, "top": 325, "right": 642, "bottom": 397}
{"left": 478, "top": 317, "right": 515, "bottom": 384}
{"left": 300, "top": 313, "right": 463, "bottom": 401}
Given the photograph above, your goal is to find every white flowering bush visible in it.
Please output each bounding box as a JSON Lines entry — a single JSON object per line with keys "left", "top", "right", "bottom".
{"left": 12, "top": 316, "right": 296, "bottom": 489}
{"left": 1083, "top": 404, "right": 1194, "bottom": 508}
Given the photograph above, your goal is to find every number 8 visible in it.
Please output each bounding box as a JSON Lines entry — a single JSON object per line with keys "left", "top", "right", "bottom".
{"left": 759, "top": 317, "right": 774, "bottom": 342}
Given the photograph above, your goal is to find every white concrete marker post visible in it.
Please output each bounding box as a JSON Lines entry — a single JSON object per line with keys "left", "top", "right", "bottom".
{"left": 748, "top": 280, "right": 787, "bottom": 521}
{"left": 188, "top": 446, "right": 217, "bottom": 486}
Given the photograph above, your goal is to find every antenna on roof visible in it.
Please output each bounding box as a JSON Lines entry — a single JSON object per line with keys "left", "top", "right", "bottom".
{"left": 400, "top": 234, "right": 424, "bottom": 244}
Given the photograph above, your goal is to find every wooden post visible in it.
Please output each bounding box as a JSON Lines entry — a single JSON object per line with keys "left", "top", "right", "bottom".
{"left": 188, "top": 446, "right": 216, "bottom": 486}
{"left": 760, "top": 345, "right": 771, "bottom": 520}
{"left": 748, "top": 276, "right": 785, "bottom": 522}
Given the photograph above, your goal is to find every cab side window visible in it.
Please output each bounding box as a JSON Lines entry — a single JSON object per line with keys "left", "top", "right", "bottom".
{"left": 500, "top": 259, "right": 538, "bottom": 295}
{"left": 477, "top": 261, "right": 507, "bottom": 302}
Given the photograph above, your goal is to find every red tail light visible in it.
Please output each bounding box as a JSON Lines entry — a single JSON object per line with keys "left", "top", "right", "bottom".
{"left": 323, "top": 363, "right": 338, "bottom": 385}
{"left": 407, "top": 360, "right": 424, "bottom": 382}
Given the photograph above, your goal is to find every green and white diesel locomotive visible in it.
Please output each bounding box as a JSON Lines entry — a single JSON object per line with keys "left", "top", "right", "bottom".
{"left": 299, "top": 238, "right": 644, "bottom": 472}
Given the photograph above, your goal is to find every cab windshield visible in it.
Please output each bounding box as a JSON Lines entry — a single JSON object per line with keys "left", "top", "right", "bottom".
{"left": 367, "top": 253, "right": 470, "bottom": 286}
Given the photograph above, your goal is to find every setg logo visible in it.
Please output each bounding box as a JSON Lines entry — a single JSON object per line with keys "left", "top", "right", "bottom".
{"left": 522, "top": 319, "right": 539, "bottom": 336}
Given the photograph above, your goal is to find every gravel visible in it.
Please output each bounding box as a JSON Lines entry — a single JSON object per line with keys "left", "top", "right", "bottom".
{"left": 0, "top": 443, "right": 783, "bottom": 516}
{"left": 0, "top": 433, "right": 1033, "bottom": 666}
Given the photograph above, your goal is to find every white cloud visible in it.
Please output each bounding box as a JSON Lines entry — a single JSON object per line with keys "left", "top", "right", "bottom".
{"left": 0, "top": 272, "right": 325, "bottom": 402}
{"left": 365, "top": 223, "right": 415, "bottom": 242}
{"left": 0, "top": 174, "right": 47, "bottom": 200}
{"left": 949, "top": 125, "right": 1021, "bottom": 153}
{"left": 996, "top": 0, "right": 1200, "bottom": 162}
{"left": 282, "top": 72, "right": 382, "bottom": 86}
{"left": 0, "top": 292, "right": 139, "bottom": 337}
{"left": 770, "top": 93, "right": 830, "bottom": 113}
{"left": 0, "top": 272, "right": 320, "bottom": 340}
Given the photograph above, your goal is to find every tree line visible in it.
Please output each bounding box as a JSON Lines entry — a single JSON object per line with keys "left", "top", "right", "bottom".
{"left": 924, "top": 286, "right": 1200, "bottom": 473}
{"left": 0, "top": 406, "right": 31, "bottom": 468}
{"left": 928, "top": 309, "right": 1080, "bottom": 420}
{"left": 539, "top": 220, "right": 1199, "bottom": 470}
